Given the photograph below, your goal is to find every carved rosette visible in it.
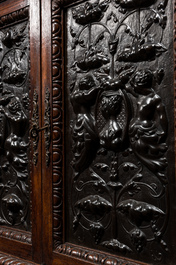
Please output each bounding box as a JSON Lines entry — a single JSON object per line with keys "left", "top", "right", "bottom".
{"left": 64, "top": 0, "right": 173, "bottom": 263}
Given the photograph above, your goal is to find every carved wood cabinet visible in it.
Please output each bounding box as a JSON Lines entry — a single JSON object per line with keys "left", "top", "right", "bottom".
{"left": 0, "top": 0, "right": 175, "bottom": 265}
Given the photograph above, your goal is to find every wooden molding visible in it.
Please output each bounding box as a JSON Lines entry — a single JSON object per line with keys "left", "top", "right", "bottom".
{"left": 0, "top": 251, "right": 36, "bottom": 265}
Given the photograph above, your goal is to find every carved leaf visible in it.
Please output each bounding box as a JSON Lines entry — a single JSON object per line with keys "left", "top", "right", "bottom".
{"left": 127, "top": 182, "right": 141, "bottom": 196}
{"left": 101, "top": 239, "right": 132, "bottom": 253}
{"left": 75, "top": 195, "right": 112, "bottom": 217}
{"left": 117, "top": 41, "right": 167, "bottom": 62}
{"left": 94, "top": 163, "right": 109, "bottom": 171}
{"left": 72, "top": 0, "right": 109, "bottom": 25}
{"left": 90, "top": 168, "right": 108, "bottom": 193}
{"left": 122, "top": 162, "right": 138, "bottom": 172}
{"left": 117, "top": 199, "right": 165, "bottom": 226}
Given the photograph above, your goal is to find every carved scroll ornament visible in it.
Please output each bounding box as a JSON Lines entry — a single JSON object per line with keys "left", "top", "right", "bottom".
{"left": 0, "top": 18, "right": 30, "bottom": 230}
{"left": 65, "top": 0, "right": 173, "bottom": 263}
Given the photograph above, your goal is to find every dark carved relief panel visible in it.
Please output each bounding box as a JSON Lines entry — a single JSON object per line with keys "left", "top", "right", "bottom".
{"left": 0, "top": 19, "right": 30, "bottom": 230}
{"left": 65, "top": 0, "right": 175, "bottom": 264}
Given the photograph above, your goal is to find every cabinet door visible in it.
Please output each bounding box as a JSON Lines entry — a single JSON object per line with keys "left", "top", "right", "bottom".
{"left": 42, "top": 0, "right": 176, "bottom": 265}
{"left": 0, "top": 0, "right": 42, "bottom": 264}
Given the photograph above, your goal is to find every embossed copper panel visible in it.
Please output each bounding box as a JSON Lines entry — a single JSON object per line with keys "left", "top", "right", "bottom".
{"left": 0, "top": 20, "right": 30, "bottom": 231}
{"left": 65, "top": 0, "right": 175, "bottom": 264}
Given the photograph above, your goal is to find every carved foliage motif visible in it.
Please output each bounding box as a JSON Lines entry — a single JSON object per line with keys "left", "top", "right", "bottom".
{"left": 0, "top": 17, "right": 30, "bottom": 230}
{"left": 66, "top": 0, "right": 173, "bottom": 263}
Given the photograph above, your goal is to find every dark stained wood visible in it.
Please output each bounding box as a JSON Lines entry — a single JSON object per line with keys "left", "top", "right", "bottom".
{"left": 0, "top": 0, "right": 42, "bottom": 263}
{"left": 41, "top": 0, "right": 53, "bottom": 264}
{"left": 0, "top": 251, "right": 37, "bottom": 265}
{"left": 51, "top": 0, "right": 176, "bottom": 265}
{"left": 0, "top": 237, "right": 32, "bottom": 261}
{"left": 0, "top": 0, "right": 175, "bottom": 265}
{"left": 30, "top": 0, "right": 42, "bottom": 263}
{"left": 0, "top": 0, "right": 29, "bottom": 17}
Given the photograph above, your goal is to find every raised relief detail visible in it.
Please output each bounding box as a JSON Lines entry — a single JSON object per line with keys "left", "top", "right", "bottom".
{"left": 66, "top": 0, "right": 172, "bottom": 263}
{"left": 44, "top": 87, "right": 51, "bottom": 166}
{"left": 0, "top": 20, "right": 30, "bottom": 230}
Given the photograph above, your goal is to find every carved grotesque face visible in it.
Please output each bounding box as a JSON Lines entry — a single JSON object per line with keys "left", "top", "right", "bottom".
{"left": 132, "top": 69, "right": 153, "bottom": 94}
{"left": 79, "top": 75, "right": 95, "bottom": 90}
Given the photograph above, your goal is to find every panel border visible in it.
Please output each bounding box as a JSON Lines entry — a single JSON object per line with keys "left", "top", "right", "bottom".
{"left": 51, "top": 1, "right": 176, "bottom": 265}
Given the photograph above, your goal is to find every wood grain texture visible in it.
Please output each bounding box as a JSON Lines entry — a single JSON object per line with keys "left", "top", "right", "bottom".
{"left": 29, "top": 0, "right": 42, "bottom": 262}
{"left": 0, "top": 251, "right": 36, "bottom": 265}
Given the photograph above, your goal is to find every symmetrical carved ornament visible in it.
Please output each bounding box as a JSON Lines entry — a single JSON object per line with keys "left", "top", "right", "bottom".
{"left": 0, "top": 8, "right": 30, "bottom": 231}
{"left": 52, "top": 0, "right": 63, "bottom": 248}
{"left": 61, "top": 0, "right": 174, "bottom": 264}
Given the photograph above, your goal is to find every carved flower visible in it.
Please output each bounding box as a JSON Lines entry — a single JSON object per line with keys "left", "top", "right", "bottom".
{"left": 117, "top": 199, "right": 165, "bottom": 226}
{"left": 72, "top": 0, "right": 109, "bottom": 25}
{"left": 75, "top": 195, "right": 112, "bottom": 218}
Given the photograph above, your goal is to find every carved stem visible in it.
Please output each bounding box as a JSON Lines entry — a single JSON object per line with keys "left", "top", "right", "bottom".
{"left": 112, "top": 189, "right": 117, "bottom": 238}
{"left": 136, "top": 8, "right": 140, "bottom": 35}
{"left": 88, "top": 23, "right": 91, "bottom": 47}
{"left": 111, "top": 54, "right": 115, "bottom": 78}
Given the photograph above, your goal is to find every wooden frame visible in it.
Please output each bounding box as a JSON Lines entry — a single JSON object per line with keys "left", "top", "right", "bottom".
{"left": 0, "top": 0, "right": 42, "bottom": 263}
{"left": 43, "top": 0, "right": 176, "bottom": 265}
{"left": 0, "top": 0, "right": 175, "bottom": 264}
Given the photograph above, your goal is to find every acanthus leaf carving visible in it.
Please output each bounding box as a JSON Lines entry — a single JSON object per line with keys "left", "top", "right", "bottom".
{"left": 0, "top": 12, "right": 30, "bottom": 231}
{"left": 65, "top": 0, "right": 172, "bottom": 263}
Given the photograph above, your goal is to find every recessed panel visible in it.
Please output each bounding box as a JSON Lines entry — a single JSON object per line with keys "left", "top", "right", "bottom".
{"left": 0, "top": 18, "right": 30, "bottom": 231}
{"left": 65, "top": 0, "right": 175, "bottom": 263}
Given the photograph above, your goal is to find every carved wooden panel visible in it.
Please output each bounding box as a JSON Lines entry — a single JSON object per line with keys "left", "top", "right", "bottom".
{"left": 0, "top": 13, "right": 30, "bottom": 231}
{"left": 64, "top": 0, "right": 175, "bottom": 264}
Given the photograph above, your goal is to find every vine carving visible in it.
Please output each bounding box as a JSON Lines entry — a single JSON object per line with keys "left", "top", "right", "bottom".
{"left": 0, "top": 12, "right": 30, "bottom": 230}
{"left": 65, "top": 0, "right": 173, "bottom": 263}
